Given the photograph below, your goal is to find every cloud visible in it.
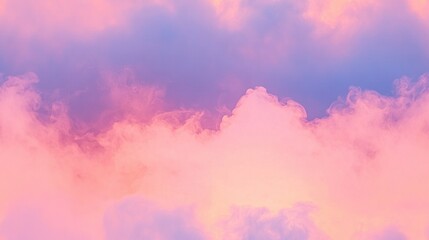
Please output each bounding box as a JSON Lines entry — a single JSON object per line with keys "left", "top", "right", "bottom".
{"left": 0, "top": 0, "right": 174, "bottom": 65}
{"left": 0, "top": 0, "right": 163, "bottom": 40}
{"left": 1, "top": 0, "right": 428, "bottom": 120}
{"left": 1, "top": 73, "right": 429, "bottom": 239}
{"left": 0, "top": 0, "right": 429, "bottom": 239}
{"left": 356, "top": 226, "right": 407, "bottom": 240}
{"left": 104, "top": 197, "right": 204, "bottom": 240}
{"left": 0, "top": 199, "right": 92, "bottom": 240}
{"left": 222, "top": 205, "right": 328, "bottom": 240}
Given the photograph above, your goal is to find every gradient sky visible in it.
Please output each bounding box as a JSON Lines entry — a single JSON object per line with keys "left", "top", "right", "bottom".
{"left": 1, "top": 0, "right": 429, "bottom": 239}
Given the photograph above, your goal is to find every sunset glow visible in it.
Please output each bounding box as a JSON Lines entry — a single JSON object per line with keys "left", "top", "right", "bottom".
{"left": 1, "top": 1, "right": 429, "bottom": 239}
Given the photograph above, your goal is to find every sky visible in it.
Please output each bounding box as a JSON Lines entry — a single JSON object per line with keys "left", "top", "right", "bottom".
{"left": 0, "top": 0, "right": 429, "bottom": 239}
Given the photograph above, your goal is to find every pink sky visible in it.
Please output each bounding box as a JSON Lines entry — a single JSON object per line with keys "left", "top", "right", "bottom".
{"left": 1, "top": 0, "right": 429, "bottom": 239}
{"left": 1, "top": 73, "right": 429, "bottom": 239}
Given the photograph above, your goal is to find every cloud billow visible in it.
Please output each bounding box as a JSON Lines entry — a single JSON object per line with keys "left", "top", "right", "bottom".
{"left": 0, "top": 73, "right": 429, "bottom": 239}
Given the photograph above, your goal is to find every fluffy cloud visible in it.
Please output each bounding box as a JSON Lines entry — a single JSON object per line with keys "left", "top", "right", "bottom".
{"left": 1, "top": 0, "right": 428, "bottom": 119}
{"left": 1, "top": 73, "right": 429, "bottom": 239}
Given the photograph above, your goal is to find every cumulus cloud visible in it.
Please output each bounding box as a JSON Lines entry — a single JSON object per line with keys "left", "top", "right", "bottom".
{"left": 1, "top": 0, "right": 428, "bottom": 119}
{"left": 1, "top": 0, "right": 429, "bottom": 239}
{"left": 1, "top": 73, "right": 429, "bottom": 239}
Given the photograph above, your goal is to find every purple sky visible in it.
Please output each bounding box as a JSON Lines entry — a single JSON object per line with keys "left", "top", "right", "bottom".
{"left": 1, "top": 0, "right": 428, "bottom": 123}
{"left": 2, "top": 1, "right": 429, "bottom": 239}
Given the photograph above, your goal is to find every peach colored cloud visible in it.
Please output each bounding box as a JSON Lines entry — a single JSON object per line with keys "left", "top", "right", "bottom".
{"left": 304, "top": 0, "right": 429, "bottom": 41}
{"left": 408, "top": 0, "right": 429, "bottom": 22}
{"left": 1, "top": 72, "right": 429, "bottom": 239}
{"left": 209, "top": 0, "right": 246, "bottom": 30}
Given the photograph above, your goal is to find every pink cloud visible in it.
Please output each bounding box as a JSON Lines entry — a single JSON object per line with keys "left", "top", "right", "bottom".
{"left": 0, "top": 0, "right": 175, "bottom": 63}
{"left": 104, "top": 197, "right": 204, "bottom": 240}
{"left": 1, "top": 73, "right": 429, "bottom": 239}
{"left": 0, "top": 0, "right": 139, "bottom": 39}
{"left": 222, "top": 205, "right": 328, "bottom": 240}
